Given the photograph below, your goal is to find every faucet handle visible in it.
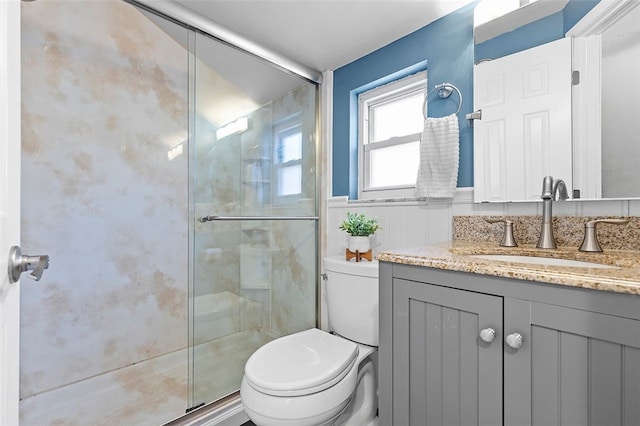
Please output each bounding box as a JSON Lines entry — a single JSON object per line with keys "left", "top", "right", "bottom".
{"left": 485, "top": 218, "right": 518, "bottom": 247}
{"left": 579, "top": 219, "right": 630, "bottom": 252}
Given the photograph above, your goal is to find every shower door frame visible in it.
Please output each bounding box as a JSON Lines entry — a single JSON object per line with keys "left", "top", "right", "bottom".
{"left": 127, "top": 0, "right": 323, "bottom": 413}
{"left": 188, "top": 89, "right": 321, "bottom": 409}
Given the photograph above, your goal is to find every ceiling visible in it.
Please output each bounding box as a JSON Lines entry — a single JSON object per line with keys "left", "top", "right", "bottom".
{"left": 173, "top": 0, "right": 475, "bottom": 72}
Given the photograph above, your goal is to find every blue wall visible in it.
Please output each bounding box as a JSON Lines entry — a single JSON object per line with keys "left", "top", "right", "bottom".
{"left": 563, "top": 0, "right": 601, "bottom": 32}
{"left": 332, "top": 2, "right": 476, "bottom": 198}
{"left": 332, "top": 0, "right": 599, "bottom": 199}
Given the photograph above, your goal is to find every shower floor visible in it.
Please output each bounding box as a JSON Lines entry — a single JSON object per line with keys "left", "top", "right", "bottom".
{"left": 19, "top": 329, "right": 274, "bottom": 426}
{"left": 193, "top": 328, "right": 275, "bottom": 403}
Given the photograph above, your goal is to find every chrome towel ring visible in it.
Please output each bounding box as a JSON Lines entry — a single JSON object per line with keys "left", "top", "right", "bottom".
{"left": 422, "top": 82, "right": 462, "bottom": 118}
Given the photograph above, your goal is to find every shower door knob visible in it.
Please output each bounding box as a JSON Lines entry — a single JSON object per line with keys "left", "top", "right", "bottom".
{"left": 7, "top": 246, "right": 50, "bottom": 283}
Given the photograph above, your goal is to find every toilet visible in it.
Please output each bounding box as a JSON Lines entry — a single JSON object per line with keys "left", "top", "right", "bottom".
{"left": 240, "top": 256, "right": 379, "bottom": 426}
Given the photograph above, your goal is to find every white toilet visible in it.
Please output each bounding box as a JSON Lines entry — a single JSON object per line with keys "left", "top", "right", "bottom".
{"left": 240, "top": 256, "right": 379, "bottom": 426}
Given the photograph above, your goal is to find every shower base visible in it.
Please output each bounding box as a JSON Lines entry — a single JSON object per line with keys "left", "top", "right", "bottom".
{"left": 19, "top": 329, "right": 275, "bottom": 426}
{"left": 193, "top": 328, "right": 275, "bottom": 403}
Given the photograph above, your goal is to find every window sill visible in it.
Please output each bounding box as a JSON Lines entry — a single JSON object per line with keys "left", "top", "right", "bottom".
{"left": 341, "top": 187, "right": 474, "bottom": 205}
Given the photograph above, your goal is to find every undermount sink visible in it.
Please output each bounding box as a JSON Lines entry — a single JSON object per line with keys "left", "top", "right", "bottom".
{"left": 470, "top": 254, "right": 619, "bottom": 269}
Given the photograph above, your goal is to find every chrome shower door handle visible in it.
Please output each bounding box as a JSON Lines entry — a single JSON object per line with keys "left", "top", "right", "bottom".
{"left": 7, "top": 246, "right": 50, "bottom": 283}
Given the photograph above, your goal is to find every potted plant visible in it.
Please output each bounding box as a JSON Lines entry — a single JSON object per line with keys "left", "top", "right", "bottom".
{"left": 339, "top": 211, "right": 380, "bottom": 254}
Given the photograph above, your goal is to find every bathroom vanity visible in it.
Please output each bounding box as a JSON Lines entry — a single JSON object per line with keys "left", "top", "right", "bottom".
{"left": 378, "top": 243, "right": 640, "bottom": 425}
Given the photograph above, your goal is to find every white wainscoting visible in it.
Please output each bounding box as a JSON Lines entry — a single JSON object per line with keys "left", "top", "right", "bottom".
{"left": 326, "top": 191, "right": 640, "bottom": 258}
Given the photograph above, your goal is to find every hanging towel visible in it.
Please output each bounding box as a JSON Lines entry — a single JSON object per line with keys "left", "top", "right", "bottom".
{"left": 415, "top": 113, "right": 460, "bottom": 199}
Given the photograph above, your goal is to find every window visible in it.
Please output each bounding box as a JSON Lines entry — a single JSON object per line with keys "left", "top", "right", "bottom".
{"left": 358, "top": 71, "right": 426, "bottom": 199}
{"left": 274, "top": 122, "right": 303, "bottom": 198}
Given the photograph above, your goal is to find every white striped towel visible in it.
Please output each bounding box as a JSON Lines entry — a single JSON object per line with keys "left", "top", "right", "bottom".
{"left": 415, "top": 113, "right": 460, "bottom": 199}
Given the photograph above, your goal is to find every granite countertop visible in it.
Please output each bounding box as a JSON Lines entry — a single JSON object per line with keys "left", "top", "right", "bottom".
{"left": 376, "top": 241, "right": 640, "bottom": 295}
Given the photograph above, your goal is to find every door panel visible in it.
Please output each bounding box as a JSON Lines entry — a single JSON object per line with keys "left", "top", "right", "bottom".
{"left": 474, "top": 37, "right": 572, "bottom": 202}
{"left": 0, "top": 0, "right": 21, "bottom": 423}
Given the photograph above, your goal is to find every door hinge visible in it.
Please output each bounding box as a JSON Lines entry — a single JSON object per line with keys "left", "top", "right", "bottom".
{"left": 572, "top": 70, "right": 580, "bottom": 85}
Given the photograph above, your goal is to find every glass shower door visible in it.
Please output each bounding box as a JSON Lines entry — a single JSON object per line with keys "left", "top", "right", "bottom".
{"left": 190, "top": 32, "right": 318, "bottom": 407}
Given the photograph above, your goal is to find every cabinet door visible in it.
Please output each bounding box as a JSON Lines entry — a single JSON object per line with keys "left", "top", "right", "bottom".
{"left": 393, "top": 279, "right": 503, "bottom": 426}
{"left": 505, "top": 298, "right": 640, "bottom": 426}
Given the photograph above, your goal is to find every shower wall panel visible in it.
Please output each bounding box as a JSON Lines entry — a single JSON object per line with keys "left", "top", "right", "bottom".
{"left": 269, "top": 84, "right": 317, "bottom": 336}
{"left": 20, "top": 0, "right": 189, "bottom": 410}
{"left": 193, "top": 85, "right": 317, "bottom": 341}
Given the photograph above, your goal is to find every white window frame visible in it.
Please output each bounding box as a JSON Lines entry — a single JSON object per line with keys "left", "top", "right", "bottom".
{"left": 273, "top": 118, "right": 303, "bottom": 202}
{"left": 358, "top": 71, "right": 427, "bottom": 199}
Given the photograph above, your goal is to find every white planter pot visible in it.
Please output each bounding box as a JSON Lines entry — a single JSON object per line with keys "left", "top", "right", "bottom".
{"left": 348, "top": 236, "right": 371, "bottom": 253}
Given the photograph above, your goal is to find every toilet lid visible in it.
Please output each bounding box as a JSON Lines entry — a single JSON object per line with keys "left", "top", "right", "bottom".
{"left": 244, "top": 328, "right": 359, "bottom": 397}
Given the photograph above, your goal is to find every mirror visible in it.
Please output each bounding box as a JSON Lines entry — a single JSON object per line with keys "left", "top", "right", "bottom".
{"left": 473, "top": 0, "right": 640, "bottom": 201}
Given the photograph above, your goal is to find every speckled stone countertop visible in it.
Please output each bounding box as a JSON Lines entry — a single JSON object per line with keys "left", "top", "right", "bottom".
{"left": 377, "top": 241, "right": 640, "bottom": 296}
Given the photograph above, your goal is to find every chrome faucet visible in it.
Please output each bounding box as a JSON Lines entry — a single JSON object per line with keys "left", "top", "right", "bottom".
{"left": 536, "top": 176, "right": 569, "bottom": 249}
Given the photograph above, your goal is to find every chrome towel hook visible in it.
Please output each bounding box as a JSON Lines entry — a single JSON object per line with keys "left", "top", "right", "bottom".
{"left": 422, "top": 82, "right": 462, "bottom": 119}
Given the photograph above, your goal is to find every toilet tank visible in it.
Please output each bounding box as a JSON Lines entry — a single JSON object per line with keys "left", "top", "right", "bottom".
{"left": 324, "top": 256, "right": 379, "bottom": 346}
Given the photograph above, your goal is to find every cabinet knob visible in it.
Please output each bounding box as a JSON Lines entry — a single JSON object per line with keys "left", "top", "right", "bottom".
{"left": 505, "top": 332, "right": 523, "bottom": 350}
{"left": 479, "top": 327, "right": 496, "bottom": 343}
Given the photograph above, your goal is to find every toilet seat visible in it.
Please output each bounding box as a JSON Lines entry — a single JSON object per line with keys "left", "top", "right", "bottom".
{"left": 244, "top": 328, "right": 359, "bottom": 397}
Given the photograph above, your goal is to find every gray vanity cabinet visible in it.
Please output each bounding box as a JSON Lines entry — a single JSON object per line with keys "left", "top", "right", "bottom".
{"left": 504, "top": 298, "right": 640, "bottom": 426}
{"left": 392, "top": 279, "right": 503, "bottom": 426}
{"left": 379, "top": 262, "right": 640, "bottom": 426}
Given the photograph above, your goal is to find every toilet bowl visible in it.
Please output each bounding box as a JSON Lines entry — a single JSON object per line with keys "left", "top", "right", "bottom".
{"left": 241, "top": 257, "right": 379, "bottom": 426}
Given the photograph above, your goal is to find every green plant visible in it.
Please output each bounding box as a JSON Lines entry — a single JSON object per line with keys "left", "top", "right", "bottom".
{"left": 339, "top": 212, "right": 380, "bottom": 237}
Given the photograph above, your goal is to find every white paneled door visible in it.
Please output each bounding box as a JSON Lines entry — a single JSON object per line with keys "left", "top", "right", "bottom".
{"left": 474, "top": 37, "right": 572, "bottom": 202}
{"left": 0, "top": 0, "right": 21, "bottom": 423}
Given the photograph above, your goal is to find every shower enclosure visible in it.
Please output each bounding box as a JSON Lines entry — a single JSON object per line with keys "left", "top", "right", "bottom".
{"left": 19, "top": 1, "right": 318, "bottom": 424}
{"left": 189, "top": 30, "right": 318, "bottom": 408}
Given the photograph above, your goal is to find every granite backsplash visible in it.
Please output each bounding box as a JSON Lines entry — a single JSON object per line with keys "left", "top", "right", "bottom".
{"left": 453, "top": 216, "right": 640, "bottom": 251}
